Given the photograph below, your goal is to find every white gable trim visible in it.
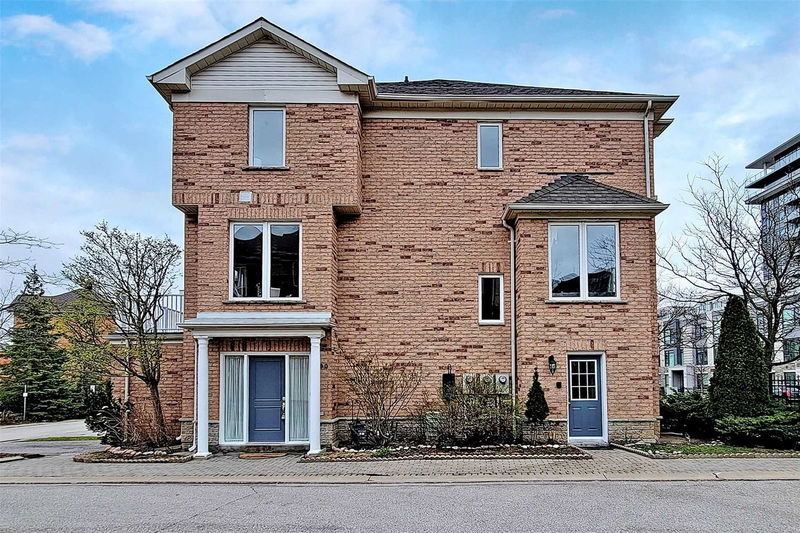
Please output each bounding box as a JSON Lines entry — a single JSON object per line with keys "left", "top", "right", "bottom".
{"left": 148, "top": 18, "right": 371, "bottom": 103}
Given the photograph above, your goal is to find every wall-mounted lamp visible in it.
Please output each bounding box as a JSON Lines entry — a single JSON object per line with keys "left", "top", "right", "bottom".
{"left": 548, "top": 355, "right": 557, "bottom": 375}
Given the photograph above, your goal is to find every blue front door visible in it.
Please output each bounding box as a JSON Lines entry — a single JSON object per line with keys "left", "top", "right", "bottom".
{"left": 249, "top": 357, "right": 285, "bottom": 442}
{"left": 568, "top": 356, "right": 604, "bottom": 438}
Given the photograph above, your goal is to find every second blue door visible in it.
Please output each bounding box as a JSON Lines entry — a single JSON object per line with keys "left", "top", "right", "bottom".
{"left": 568, "top": 356, "right": 604, "bottom": 438}
{"left": 249, "top": 357, "right": 285, "bottom": 442}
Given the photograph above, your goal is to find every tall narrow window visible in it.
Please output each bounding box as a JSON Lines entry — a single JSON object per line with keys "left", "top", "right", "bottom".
{"left": 223, "top": 355, "right": 244, "bottom": 442}
{"left": 288, "top": 356, "right": 309, "bottom": 441}
{"left": 479, "top": 274, "right": 503, "bottom": 325}
{"left": 250, "top": 108, "right": 285, "bottom": 167}
{"left": 230, "top": 222, "right": 302, "bottom": 300}
{"left": 270, "top": 224, "right": 300, "bottom": 298}
{"left": 478, "top": 123, "right": 502, "bottom": 169}
{"left": 232, "top": 224, "right": 263, "bottom": 298}
{"left": 549, "top": 223, "right": 619, "bottom": 300}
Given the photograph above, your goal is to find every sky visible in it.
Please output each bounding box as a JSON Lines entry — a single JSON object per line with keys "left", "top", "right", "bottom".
{"left": 1, "top": 0, "right": 799, "bottom": 294}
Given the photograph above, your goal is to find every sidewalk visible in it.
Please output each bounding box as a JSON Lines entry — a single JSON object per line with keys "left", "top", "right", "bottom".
{"left": 2, "top": 443, "right": 800, "bottom": 484}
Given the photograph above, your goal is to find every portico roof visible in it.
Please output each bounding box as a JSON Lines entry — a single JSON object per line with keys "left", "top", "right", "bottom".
{"left": 179, "top": 311, "right": 331, "bottom": 337}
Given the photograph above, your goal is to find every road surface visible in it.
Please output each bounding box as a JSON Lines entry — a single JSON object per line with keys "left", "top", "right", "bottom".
{"left": 1, "top": 480, "right": 797, "bottom": 532}
{"left": 0, "top": 419, "right": 95, "bottom": 442}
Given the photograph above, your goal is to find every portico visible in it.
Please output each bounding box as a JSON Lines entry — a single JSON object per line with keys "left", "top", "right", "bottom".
{"left": 179, "top": 312, "right": 330, "bottom": 457}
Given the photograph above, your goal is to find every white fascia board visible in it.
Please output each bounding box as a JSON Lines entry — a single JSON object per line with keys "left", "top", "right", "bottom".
{"left": 180, "top": 311, "right": 332, "bottom": 329}
{"left": 373, "top": 94, "right": 679, "bottom": 103}
{"left": 364, "top": 110, "right": 649, "bottom": 120}
{"left": 503, "top": 203, "right": 669, "bottom": 220}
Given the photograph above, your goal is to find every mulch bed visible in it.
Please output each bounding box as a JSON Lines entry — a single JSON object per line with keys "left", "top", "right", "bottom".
{"left": 300, "top": 444, "right": 591, "bottom": 462}
{"left": 612, "top": 443, "right": 800, "bottom": 459}
{"left": 74, "top": 447, "right": 193, "bottom": 463}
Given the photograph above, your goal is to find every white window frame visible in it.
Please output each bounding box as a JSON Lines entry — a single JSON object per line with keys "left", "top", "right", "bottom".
{"left": 477, "top": 123, "right": 503, "bottom": 170}
{"left": 229, "top": 221, "right": 303, "bottom": 301}
{"left": 249, "top": 107, "right": 286, "bottom": 167}
{"left": 548, "top": 221, "right": 621, "bottom": 302}
{"left": 478, "top": 273, "right": 504, "bottom": 325}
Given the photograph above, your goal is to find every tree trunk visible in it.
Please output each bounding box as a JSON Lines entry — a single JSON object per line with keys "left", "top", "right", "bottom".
{"left": 146, "top": 381, "right": 169, "bottom": 446}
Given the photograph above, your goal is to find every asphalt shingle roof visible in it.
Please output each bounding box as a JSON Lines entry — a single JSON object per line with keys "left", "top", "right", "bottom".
{"left": 515, "top": 174, "right": 665, "bottom": 206}
{"left": 9, "top": 289, "right": 82, "bottom": 312}
{"left": 376, "top": 79, "right": 657, "bottom": 97}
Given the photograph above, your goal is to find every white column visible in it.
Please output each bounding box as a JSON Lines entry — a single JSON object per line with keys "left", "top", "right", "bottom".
{"left": 195, "top": 335, "right": 211, "bottom": 458}
{"left": 308, "top": 334, "right": 323, "bottom": 454}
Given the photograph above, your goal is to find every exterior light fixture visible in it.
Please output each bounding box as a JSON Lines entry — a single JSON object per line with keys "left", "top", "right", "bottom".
{"left": 548, "top": 356, "right": 557, "bottom": 375}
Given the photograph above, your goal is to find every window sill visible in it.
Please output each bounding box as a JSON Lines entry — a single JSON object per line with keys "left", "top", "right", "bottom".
{"left": 477, "top": 167, "right": 504, "bottom": 172}
{"left": 242, "top": 166, "right": 290, "bottom": 171}
{"left": 224, "top": 299, "right": 307, "bottom": 305}
{"left": 545, "top": 299, "right": 626, "bottom": 305}
{"left": 478, "top": 321, "right": 506, "bottom": 326}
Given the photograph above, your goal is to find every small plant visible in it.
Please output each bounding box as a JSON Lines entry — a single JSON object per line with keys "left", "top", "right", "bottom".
{"left": 715, "top": 410, "right": 800, "bottom": 449}
{"left": 0, "top": 410, "right": 20, "bottom": 425}
{"left": 373, "top": 446, "right": 392, "bottom": 458}
{"left": 524, "top": 370, "right": 549, "bottom": 443}
{"left": 660, "top": 390, "right": 714, "bottom": 438}
{"left": 343, "top": 353, "right": 422, "bottom": 447}
{"left": 84, "top": 381, "right": 131, "bottom": 446}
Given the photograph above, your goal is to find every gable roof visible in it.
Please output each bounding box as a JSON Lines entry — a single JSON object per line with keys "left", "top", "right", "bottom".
{"left": 376, "top": 79, "right": 661, "bottom": 98}
{"left": 9, "top": 289, "right": 82, "bottom": 313}
{"left": 504, "top": 174, "right": 668, "bottom": 220}
{"left": 148, "top": 17, "right": 371, "bottom": 103}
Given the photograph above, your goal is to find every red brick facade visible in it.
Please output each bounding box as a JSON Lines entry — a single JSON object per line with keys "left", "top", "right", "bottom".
{"left": 138, "top": 101, "right": 664, "bottom": 446}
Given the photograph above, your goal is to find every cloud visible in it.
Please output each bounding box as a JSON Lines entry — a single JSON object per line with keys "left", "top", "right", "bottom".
{"left": 534, "top": 8, "right": 577, "bottom": 20}
{"left": 87, "top": 0, "right": 428, "bottom": 68}
{"left": 1, "top": 14, "right": 112, "bottom": 61}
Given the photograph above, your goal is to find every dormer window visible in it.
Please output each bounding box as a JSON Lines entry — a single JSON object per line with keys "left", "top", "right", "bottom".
{"left": 249, "top": 108, "right": 285, "bottom": 167}
{"left": 478, "top": 123, "right": 502, "bottom": 170}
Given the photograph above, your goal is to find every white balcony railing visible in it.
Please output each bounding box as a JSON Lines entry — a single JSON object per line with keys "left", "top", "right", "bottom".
{"left": 115, "top": 293, "right": 184, "bottom": 334}
{"left": 748, "top": 146, "right": 800, "bottom": 184}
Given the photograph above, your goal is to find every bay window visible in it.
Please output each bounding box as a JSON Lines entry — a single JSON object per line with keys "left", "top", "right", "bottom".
{"left": 549, "top": 222, "right": 619, "bottom": 300}
{"left": 231, "top": 222, "right": 301, "bottom": 300}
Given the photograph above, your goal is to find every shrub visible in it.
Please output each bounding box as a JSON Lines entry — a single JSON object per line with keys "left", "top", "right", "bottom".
{"left": 715, "top": 410, "right": 800, "bottom": 449}
{"left": 524, "top": 370, "right": 549, "bottom": 424}
{"left": 84, "top": 382, "right": 131, "bottom": 446}
{"left": 660, "top": 391, "right": 715, "bottom": 438}
{"left": 709, "top": 296, "right": 771, "bottom": 418}
{"left": 343, "top": 354, "right": 422, "bottom": 447}
{"left": 434, "top": 379, "right": 523, "bottom": 446}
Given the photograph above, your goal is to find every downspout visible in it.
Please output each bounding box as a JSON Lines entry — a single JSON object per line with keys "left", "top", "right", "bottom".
{"left": 502, "top": 218, "right": 517, "bottom": 415}
{"left": 643, "top": 100, "right": 653, "bottom": 198}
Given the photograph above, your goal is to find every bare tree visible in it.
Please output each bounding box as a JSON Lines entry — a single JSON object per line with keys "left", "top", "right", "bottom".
{"left": 659, "top": 155, "right": 800, "bottom": 366}
{"left": 62, "top": 222, "right": 181, "bottom": 442}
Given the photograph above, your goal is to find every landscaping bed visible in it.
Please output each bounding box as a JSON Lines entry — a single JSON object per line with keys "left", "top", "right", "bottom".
{"left": 300, "top": 444, "right": 590, "bottom": 462}
{"left": 74, "top": 446, "right": 193, "bottom": 463}
{"left": 613, "top": 442, "right": 800, "bottom": 459}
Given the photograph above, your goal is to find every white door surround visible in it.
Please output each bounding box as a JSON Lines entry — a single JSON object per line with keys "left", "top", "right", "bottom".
{"left": 566, "top": 351, "right": 609, "bottom": 447}
{"left": 180, "top": 312, "right": 330, "bottom": 456}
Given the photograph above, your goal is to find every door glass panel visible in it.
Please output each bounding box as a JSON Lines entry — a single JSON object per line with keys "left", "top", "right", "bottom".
{"left": 288, "top": 356, "right": 309, "bottom": 441}
{"left": 570, "top": 359, "right": 598, "bottom": 400}
{"left": 270, "top": 224, "right": 300, "bottom": 298}
{"left": 551, "top": 225, "right": 581, "bottom": 297}
{"left": 223, "top": 356, "right": 244, "bottom": 442}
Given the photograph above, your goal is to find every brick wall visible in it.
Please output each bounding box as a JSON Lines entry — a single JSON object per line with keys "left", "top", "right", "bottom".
{"left": 163, "top": 106, "right": 661, "bottom": 443}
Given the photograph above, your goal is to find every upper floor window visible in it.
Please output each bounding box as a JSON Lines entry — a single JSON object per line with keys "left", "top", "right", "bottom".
{"left": 231, "top": 222, "right": 301, "bottom": 300}
{"left": 478, "top": 274, "right": 504, "bottom": 325}
{"left": 250, "top": 108, "right": 285, "bottom": 167}
{"left": 549, "top": 222, "right": 619, "bottom": 300}
{"left": 477, "top": 123, "right": 502, "bottom": 169}
{"left": 694, "top": 346, "right": 708, "bottom": 365}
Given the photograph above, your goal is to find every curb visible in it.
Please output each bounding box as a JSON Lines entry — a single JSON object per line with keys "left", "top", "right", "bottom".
{"left": 2, "top": 471, "right": 800, "bottom": 485}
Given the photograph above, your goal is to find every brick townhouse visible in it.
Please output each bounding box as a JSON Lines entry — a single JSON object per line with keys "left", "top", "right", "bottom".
{"left": 146, "top": 18, "right": 676, "bottom": 455}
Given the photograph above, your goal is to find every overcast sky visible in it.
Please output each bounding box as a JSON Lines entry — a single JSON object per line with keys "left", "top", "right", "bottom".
{"left": 1, "top": 0, "right": 798, "bottom": 294}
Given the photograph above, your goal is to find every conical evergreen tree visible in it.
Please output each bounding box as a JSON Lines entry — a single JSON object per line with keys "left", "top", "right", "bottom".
{"left": 0, "top": 268, "right": 82, "bottom": 420}
{"left": 525, "top": 370, "right": 550, "bottom": 424}
{"left": 709, "top": 295, "right": 771, "bottom": 418}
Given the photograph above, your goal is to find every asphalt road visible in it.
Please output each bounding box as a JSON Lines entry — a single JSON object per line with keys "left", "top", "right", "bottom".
{"left": 2, "top": 481, "right": 798, "bottom": 532}
{"left": 0, "top": 419, "right": 96, "bottom": 442}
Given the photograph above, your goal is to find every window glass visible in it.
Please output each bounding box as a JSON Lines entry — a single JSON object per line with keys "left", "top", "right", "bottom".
{"left": 270, "top": 224, "right": 300, "bottom": 298}
{"left": 223, "top": 356, "right": 244, "bottom": 442}
{"left": 480, "top": 276, "right": 502, "bottom": 322}
{"left": 251, "top": 109, "right": 284, "bottom": 167}
{"left": 232, "top": 224, "right": 263, "bottom": 298}
{"left": 695, "top": 347, "right": 708, "bottom": 365}
{"left": 586, "top": 224, "right": 617, "bottom": 297}
{"left": 478, "top": 124, "right": 501, "bottom": 168}
{"left": 570, "top": 360, "right": 597, "bottom": 400}
{"left": 550, "top": 225, "right": 581, "bottom": 298}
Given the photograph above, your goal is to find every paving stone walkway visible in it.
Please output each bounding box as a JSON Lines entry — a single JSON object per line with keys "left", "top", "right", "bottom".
{"left": 2, "top": 441, "right": 800, "bottom": 483}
